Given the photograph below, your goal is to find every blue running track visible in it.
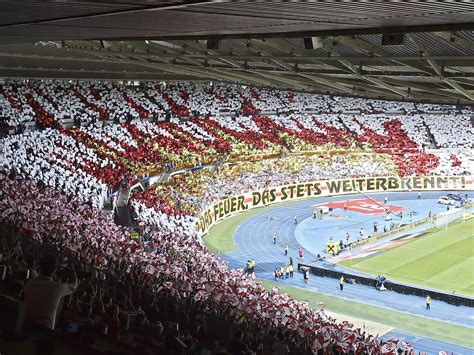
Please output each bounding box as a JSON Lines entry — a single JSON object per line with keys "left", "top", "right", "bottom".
{"left": 220, "top": 191, "right": 474, "bottom": 352}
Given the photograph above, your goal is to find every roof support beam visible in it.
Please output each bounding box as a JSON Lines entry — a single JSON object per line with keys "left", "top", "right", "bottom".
{"left": 362, "top": 77, "right": 408, "bottom": 98}
{"left": 297, "top": 73, "right": 354, "bottom": 95}
{"left": 433, "top": 32, "right": 474, "bottom": 51}
{"left": 0, "top": 65, "right": 165, "bottom": 76}
{"left": 62, "top": 41, "right": 474, "bottom": 62}
{"left": 211, "top": 68, "right": 285, "bottom": 87}
{"left": 381, "top": 78, "right": 465, "bottom": 101}
{"left": 132, "top": 40, "right": 204, "bottom": 66}
{"left": 321, "top": 38, "right": 408, "bottom": 98}
{"left": 408, "top": 33, "right": 474, "bottom": 102}
{"left": 336, "top": 36, "right": 435, "bottom": 76}
{"left": 248, "top": 38, "right": 352, "bottom": 73}
{"left": 443, "top": 78, "right": 474, "bottom": 101}
{"left": 0, "top": 1, "right": 216, "bottom": 30}
{"left": 252, "top": 71, "right": 315, "bottom": 91}
{"left": 106, "top": 22, "right": 474, "bottom": 42}
{"left": 178, "top": 40, "right": 243, "bottom": 69}
{"left": 407, "top": 34, "right": 443, "bottom": 76}
{"left": 241, "top": 39, "right": 377, "bottom": 94}
{"left": 235, "top": 39, "right": 298, "bottom": 72}
{"left": 68, "top": 43, "right": 238, "bottom": 84}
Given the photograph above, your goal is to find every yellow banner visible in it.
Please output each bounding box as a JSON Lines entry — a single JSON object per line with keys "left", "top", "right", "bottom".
{"left": 197, "top": 175, "right": 472, "bottom": 235}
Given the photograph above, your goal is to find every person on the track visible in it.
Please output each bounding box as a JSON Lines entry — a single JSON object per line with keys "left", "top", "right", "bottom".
{"left": 246, "top": 260, "right": 252, "bottom": 274}
{"left": 376, "top": 274, "right": 386, "bottom": 290}
{"left": 284, "top": 243, "right": 288, "bottom": 256}
{"left": 285, "top": 265, "right": 290, "bottom": 279}
{"left": 289, "top": 263, "right": 293, "bottom": 278}
{"left": 339, "top": 275, "right": 345, "bottom": 291}
{"left": 272, "top": 231, "right": 277, "bottom": 245}
{"left": 294, "top": 215, "right": 298, "bottom": 225}
{"left": 298, "top": 247, "right": 303, "bottom": 260}
{"left": 303, "top": 269, "right": 309, "bottom": 284}
{"left": 426, "top": 295, "right": 431, "bottom": 310}
{"left": 384, "top": 196, "right": 388, "bottom": 204}
{"left": 418, "top": 191, "right": 421, "bottom": 199}
{"left": 289, "top": 256, "right": 293, "bottom": 266}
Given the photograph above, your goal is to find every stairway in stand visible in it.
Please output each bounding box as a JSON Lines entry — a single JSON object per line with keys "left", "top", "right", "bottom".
{"left": 421, "top": 117, "right": 439, "bottom": 149}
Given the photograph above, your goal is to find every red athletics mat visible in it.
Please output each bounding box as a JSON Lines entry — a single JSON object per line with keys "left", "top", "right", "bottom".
{"left": 313, "top": 198, "right": 403, "bottom": 215}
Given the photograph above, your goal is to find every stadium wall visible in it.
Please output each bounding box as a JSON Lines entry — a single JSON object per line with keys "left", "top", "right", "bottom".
{"left": 297, "top": 263, "right": 474, "bottom": 307}
{"left": 197, "top": 175, "right": 473, "bottom": 235}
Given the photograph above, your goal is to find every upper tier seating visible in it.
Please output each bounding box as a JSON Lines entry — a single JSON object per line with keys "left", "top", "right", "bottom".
{"left": 2, "top": 108, "right": 472, "bottom": 209}
{"left": 1, "top": 80, "right": 472, "bottom": 150}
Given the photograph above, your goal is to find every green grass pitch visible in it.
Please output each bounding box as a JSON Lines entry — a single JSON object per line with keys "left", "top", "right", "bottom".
{"left": 339, "top": 218, "right": 474, "bottom": 296}
{"left": 202, "top": 205, "right": 474, "bottom": 347}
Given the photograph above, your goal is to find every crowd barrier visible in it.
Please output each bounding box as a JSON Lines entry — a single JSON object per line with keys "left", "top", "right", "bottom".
{"left": 197, "top": 175, "right": 473, "bottom": 236}
{"left": 297, "top": 263, "right": 474, "bottom": 308}
{"left": 289, "top": 148, "right": 421, "bottom": 156}
{"left": 229, "top": 152, "right": 281, "bottom": 163}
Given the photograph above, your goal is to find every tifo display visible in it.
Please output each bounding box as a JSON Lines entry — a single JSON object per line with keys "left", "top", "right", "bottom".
{"left": 1, "top": 80, "right": 473, "bottom": 354}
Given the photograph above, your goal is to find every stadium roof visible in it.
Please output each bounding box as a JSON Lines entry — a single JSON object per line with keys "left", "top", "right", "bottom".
{"left": 1, "top": 0, "right": 474, "bottom": 104}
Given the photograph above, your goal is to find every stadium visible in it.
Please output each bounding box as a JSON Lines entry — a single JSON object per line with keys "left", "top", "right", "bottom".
{"left": 0, "top": 1, "right": 473, "bottom": 354}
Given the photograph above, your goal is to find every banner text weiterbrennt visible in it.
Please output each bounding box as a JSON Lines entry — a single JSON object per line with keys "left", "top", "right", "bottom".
{"left": 197, "top": 176, "right": 469, "bottom": 235}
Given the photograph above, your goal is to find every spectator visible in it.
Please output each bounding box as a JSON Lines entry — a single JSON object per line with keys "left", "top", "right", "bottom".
{"left": 101, "top": 304, "right": 120, "bottom": 338}
{"left": 23, "top": 254, "right": 78, "bottom": 329}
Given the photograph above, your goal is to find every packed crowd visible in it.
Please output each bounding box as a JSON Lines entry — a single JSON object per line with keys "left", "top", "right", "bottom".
{"left": 431, "top": 149, "right": 474, "bottom": 176}
{"left": 1, "top": 81, "right": 471, "bottom": 212}
{"left": 0, "top": 170, "right": 414, "bottom": 353}
{"left": 135, "top": 155, "right": 396, "bottom": 217}
{"left": 1, "top": 128, "right": 111, "bottom": 208}
{"left": 0, "top": 80, "right": 472, "bottom": 353}
{"left": 1, "top": 109, "right": 471, "bottom": 212}
{"left": 423, "top": 114, "right": 474, "bottom": 148}
{"left": 1, "top": 80, "right": 472, "bottom": 150}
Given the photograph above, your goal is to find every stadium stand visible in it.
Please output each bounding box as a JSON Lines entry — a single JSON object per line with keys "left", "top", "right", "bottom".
{"left": 0, "top": 170, "right": 413, "bottom": 353}
{"left": 7, "top": 79, "right": 473, "bottom": 352}
{"left": 1, "top": 2, "right": 474, "bottom": 353}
